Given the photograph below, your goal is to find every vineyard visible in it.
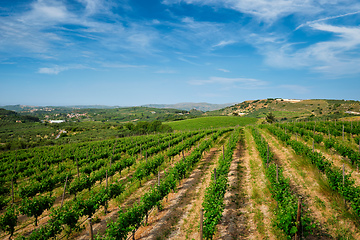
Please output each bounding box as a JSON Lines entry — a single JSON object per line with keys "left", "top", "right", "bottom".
{"left": 1, "top": 119, "right": 360, "bottom": 239}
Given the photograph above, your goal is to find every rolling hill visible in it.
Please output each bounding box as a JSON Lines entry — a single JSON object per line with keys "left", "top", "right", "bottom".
{"left": 207, "top": 98, "right": 360, "bottom": 121}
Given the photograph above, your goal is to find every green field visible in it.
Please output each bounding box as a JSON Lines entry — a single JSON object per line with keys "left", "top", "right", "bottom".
{"left": 166, "top": 116, "right": 257, "bottom": 131}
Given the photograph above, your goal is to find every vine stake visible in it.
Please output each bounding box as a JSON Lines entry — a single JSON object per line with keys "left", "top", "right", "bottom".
{"left": 214, "top": 168, "right": 217, "bottom": 184}
{"left": 200, "top": 208, "right": 203, "bottom": 240}
{"left": 295, "top": 197, "right": 302, "bottom": 240}
{"left": 60, "top": 175, "right": 68, "bottom": 208}
{"left": 11, "top": 177, "right": 14, "bottom": 205}
{"left": 88, "top": 218, "right": 93, "bottom": 240}
{"left": 343, "top": 164, "right": 346, "bottom": 206}
{"left": 267, "top": 144, "right": 269, "bottom": 168}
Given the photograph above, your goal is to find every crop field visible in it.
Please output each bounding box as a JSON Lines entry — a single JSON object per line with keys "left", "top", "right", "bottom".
{"left": 166, "top": 116, "right": 257, "bottom": 131}
{"left": 1, "top": 119, "right": 360, "bottom": 239}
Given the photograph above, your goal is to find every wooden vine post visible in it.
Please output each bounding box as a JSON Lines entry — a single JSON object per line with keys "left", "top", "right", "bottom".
{"left": 223, "top": 144, "right": 225, "bottom": 161}
{"left": 343, "top": 163, "right": 345, "bottom": 186}
{"left": 295, "top": 197, "right": 302, "bottom": 240}
{"left": 342, "top": 125, "right": 345, "bottom": 141}
{"left": 106, "top": 170, "right": 108, "bottom": 188}
{"left": 11, "top": 177, "right": 14, "bottom": 205}
{"left": 267, "top": 144, "right": 269, "bottom": 168}
{"left": 88, "top": 218, "right": 94, "bottom": 240}
{"left": 214, "top": 168, "right": 217, "bottom": 184}
{"left": 14, "top": 151, "right": 17, "bottom": 176}
{"left": 312, "top": 140, "right": 314, "bottom": 153}
{"left": 343, "top": 164, "right": 346, "bottom": 206}
{"left": 60, "top": 175, "right": 68, "bottom": 208}
{"left": 200, "top": 208, "right": 204, "bottom": 240}
{"left": 158, "top": 170, "right": 160, "bottom": 187}
{"left": 105, "top": 170, "right": 108, "bottom": 214}
{"left": 313, "top": 123, "right": 315, "bottom": 135}
{"left": 146, "top": 210, "right": 148, "bottom": 225}
{"left": 76, "top": 158, "right": 80, "bottom": 179}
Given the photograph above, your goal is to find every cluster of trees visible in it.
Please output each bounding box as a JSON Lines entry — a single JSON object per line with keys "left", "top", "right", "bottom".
{"left": 0, "top": 108, "right": 40, "bottom": 124}
{"left": 0, "top": 120, "right": 173, "bottom": 151}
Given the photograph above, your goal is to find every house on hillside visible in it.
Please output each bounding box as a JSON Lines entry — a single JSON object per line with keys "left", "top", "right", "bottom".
{"left": 49, "top": 120, "right": 65, "bottom": 123}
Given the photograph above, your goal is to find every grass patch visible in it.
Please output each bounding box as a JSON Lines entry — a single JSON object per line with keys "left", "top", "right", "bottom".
{"left": 166, "top": 116, "right": 257, "bottom": 131}
{"left": 253, "top": 209, "right": 266, "bottom": 236}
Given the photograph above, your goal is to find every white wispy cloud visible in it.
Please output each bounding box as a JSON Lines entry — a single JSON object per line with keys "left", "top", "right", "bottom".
{"left": 38, "top": 64, "right": 88, "bottom": 74}
{"left": 155, "top": 69, "right": 177, "bottom": 74}
{"left": 77, "top": 0, "right": 114, "bottom": 16}
{"left": 178, "top": 57, "right": 201, "bottom": 65}
{"left": 102, "top": 63, "right": 147, "bottom": 68}
{"left": 0, "top": 0, "right": 159, "bottom": 62}
{"left": 244, "top": 21, "right": 360, "bottom": 76}
{"left": 163, "top": 0, "right": 321, "bottom": 23}
{"left": 217, "top": 68, "right": 230, "bottom": 73}
{"left": 295, "top": 10, "right": 360, "bottom": 31}
{"left": 189, "top": 76, "right": 267, "bottom": 89}
{"left": 212, "top": 40, "right": 236, "bottom": 48}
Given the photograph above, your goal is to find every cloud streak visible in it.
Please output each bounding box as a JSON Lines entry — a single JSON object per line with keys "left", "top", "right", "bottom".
{"left": 189, "top": 76, "right": 267, "bottom": 89}
{"left": 295, "top": 10, "right": 360, "bottom": 31}
{"left": 38, "top": 64, "right": 89, "bottom": 74}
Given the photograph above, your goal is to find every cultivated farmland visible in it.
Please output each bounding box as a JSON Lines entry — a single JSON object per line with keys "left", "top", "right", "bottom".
{"left": 1, "top": 118, "right": 360, "bottom": 239}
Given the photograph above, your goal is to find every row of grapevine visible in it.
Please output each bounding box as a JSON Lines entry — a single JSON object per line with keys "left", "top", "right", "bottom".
{"left": 202, "top": 127, "right": 242, "bottom": 239}
{"left": 3, "top": 131, "right": 199, "bottom": 207}
{"left": 0, "top": 131, "right": 184, "bottom": 183}
{"left": 1, "top": 130, "right": 212, "bottom": 239}
{"left": 98, "top": 128, "right": 232, "bottom": 240}
{"left": 290, "top": 121, "right": 360, "bottom": 144}
{"left": 277, "top": 122, "right": 360, "bottom": 167}
{"left": 251, "top": 127, "right": 313, "bottom": 238}
{"left": 264, "top": 124, "right": 360, "bottom": 218}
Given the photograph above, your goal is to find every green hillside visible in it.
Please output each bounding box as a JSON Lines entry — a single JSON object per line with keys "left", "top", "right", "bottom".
{"left": 207, "top": 99, "right": 360, "bottom": 121}
{"left": 166, "top": 116, "right": 257, "bottom": 131}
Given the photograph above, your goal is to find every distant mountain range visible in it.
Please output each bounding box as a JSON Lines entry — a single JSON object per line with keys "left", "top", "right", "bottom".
{"left": 142, "top": 102, "right": 235, "bottom": 112}
{"left": 2, "top": 102, "right": 235, "bottom": 112}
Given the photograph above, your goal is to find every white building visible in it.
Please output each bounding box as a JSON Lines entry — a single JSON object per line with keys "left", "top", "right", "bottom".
{"left": 49, "top": 120, "right": 65, "bottom": 123}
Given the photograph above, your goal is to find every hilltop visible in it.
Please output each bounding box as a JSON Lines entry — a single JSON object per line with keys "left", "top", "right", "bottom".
{"left": 207, "top": 98, "right": 360, "bottom": 121}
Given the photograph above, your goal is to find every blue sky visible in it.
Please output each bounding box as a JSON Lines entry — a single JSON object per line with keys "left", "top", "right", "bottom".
{"left": 1, "top": 0, "right": 360, "bottom": 106}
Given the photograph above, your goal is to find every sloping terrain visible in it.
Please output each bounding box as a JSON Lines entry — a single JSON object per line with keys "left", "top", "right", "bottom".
{"left": 208, "top": 99, "right": 360, "bottom": 121}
